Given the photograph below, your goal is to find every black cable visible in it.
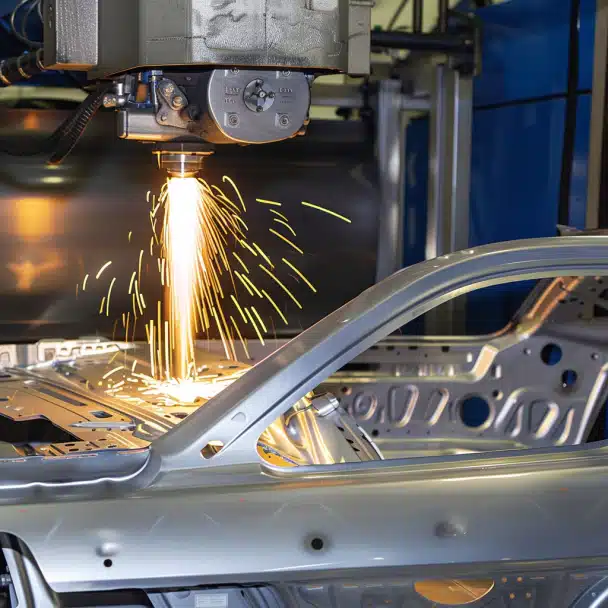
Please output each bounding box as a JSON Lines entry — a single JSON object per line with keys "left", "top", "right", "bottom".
{"left": 48, "top": 82, "right": 112, "bottom": 164}
{"left": 0, "top": 82, "right": 111, "bottom": 159}
{"left": 558, "top": 0, "right": 581, "bottom": 226}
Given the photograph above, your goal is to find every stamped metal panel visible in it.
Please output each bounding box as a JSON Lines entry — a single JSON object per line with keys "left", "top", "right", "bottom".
{"left": 321, "top": 277, "right": 608, "bottom": 456}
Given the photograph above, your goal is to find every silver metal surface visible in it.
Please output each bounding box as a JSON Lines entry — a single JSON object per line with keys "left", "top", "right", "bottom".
{"left": 323, "top": 276, "right": 608, "bottom": 457}
{"left": 425, "top": 66, "right": 473, "bottom": 260}
{"left": 1, "top": 534, "right": 58, "bottom": 608}
{"left": 44, "top": 0, "right": 98, "bottom": 70}
{"left": 61, "top": 0, "right": 371, "bottom": 78}
{"left": 0, "top": 341, "right": 376, "bottom": 471}
{"left": 2, "top": 238, "right": 608, "bottom": 595}
{"left": 205, "top": 70, "right": 311, "bottom": 144}
{"left": 375, "top": 80, "right": 406, "bottom": 282}
{"left": 425, "top": 65, "right": 473, "bottom": 334}
{"left": 586, "top": 0, "right": 608, "bottom": 229}
{"left": 117, "top": 109, "right": 187, "bottom": 141}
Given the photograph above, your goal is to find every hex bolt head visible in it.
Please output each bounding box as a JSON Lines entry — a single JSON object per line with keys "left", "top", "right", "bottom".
{"left": 256, "top": 106, "right": 263, "bottom": 113}
{"left": 281, "top": 70, "right": 291, "bottom": 77}
{"left": 172, "top": 95, "right": 186, "bottom": 109}
{"left": 227, "top": 113, "right": 240, "bottom": 127}
{"left": 160, "top": 81, "right": 174, "bottom": 95}
{"left": 160, "top": 114, "right": 168, "bottom": 122}
{"left": 102, "top": 94, "right": 118, "bottom": 108}
{"left": 259, "top": 91, "right": 267, "bottom": 99}
{"left": 268, "top": 92, "right": 275, "bottom": 99}
{"left": 230, "top": 67, "right": 239, "bottom": 75}
{"left": 278, "top": 114, "right": 290, "bottom": 127}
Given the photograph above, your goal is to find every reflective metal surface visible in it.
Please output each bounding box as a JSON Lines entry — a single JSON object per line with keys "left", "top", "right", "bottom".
{"left": 322, "top": 276, "right": 608, "bottom": 457}
{"left": 0, "top": 110, "right": 378, "bottom": 341}
{"left": 0, "top": 238, "right": 608, "bottom": 596}
{"left": 46, "top": 0, "right": 372, "bottom": 77}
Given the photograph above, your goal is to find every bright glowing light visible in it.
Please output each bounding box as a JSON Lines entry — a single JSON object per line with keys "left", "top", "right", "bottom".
{"left": 163, "top": 177, "right": 202, "bottom": 379}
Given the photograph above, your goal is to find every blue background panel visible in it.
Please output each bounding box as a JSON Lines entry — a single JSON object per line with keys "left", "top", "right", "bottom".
{"left": 569, "top": 93, "right": 592, "bottom": 229}
{"left": 469, "top": 99, "right": 565, "bottom": 246}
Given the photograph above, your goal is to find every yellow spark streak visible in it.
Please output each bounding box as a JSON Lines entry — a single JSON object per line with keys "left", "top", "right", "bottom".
{"left": 139, "top": 292, "right": 146, "bottom": 309}
{"left": 102, "top": 365, "right": 124, "bottom": 379}
{"left": 232, "top": 252, "right": 249, "bottom": 274}
{"left": 273, "top": 218, "right": 296, "bottom": 237}
{"left": 96, "top": 261, "right": 112, "bottom": 280}
{"left": 113, "top": 380, "right": 125, "bottom": 389}
{"left": 240, "top": 239, "right": 258, "bottom": 257}
{"left": 230, "top": 316, "right": 250, "bottom": 359}
{"left": 82, "top": 274, "right": 89, "bottom": 291}
{"left": 125, "top": 311, "right": 130, "bottom": 343}
{"left": 230, "top": 294, "right": 248, "bottom": 324}
{"left": 131, "top": 359, "right": 137, "bottom": 372}
{"left": 256, "top": 198, "right": 281, "bottom": 206}
{"left": 262, "top": 289, "right": 288, "bottom": 325}
{"left": 222, "top": 175, "right": 246, "bottom": 211}
{"left": 233, "top": 214, "right": 248, "bottom": 233}
{"left": 149, "top": 236, "right": 154, "bottom": 256}
{"left": 128, "top": 271, "right": 136, "bottom": 295}
{"left": 164, "top": 321, "right": 170, "bottom": 381}
{"left": 301, "top": 201, "right": 351, "bottom": 223}
{"left": 251, "top": 306, "right": 268, "bottom": 333}
{"left": 106, "top": 278, "right": 117, "bottom": 316}
{"left": 269, "top": 209, "right": 289, "bottom": 222}
{"left": 138, "top": 249, "right": 144, "bottom": 284}
{"left": 245, "top": 307, "right": 265, "bottom": 345}
{"left": 259, "top": 265, "right": 302, "bottom": 309}
{"left": 134, "top": 280, "right": 145, "bottom": 311}
{"left": 149, "top": 321, "right": 156, "bottom": 378}
{"left": 269, "top": 228, "right": 304, "bottom": 255}
{"left": 128, "top": 231, "right": 132, "bottom": 242}
{"left": 235, "top": 271, "right": 254, "bottom": 296}
{"left": 99, "top": 296, "right": 106, "bottom": 314}
{"left": 282, "top": 258, "right": 317, "bottom": 292}
{"left": 134, "top": 288, "right": 143, "bottom": 316}
{"left": 253, "top": 242, "right": 274, "bottom": 268}
{"left": 241, "top": 273, "right": 263, "bottom": 298}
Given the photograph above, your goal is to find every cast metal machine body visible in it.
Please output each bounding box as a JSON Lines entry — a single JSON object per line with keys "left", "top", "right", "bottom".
{"left": 43, "top": 0, "right": 372, "bottom": 174}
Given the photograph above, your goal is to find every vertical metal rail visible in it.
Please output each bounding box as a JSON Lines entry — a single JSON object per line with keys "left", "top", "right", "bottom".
{"left": 425, "top": 64, "right": 473, "bottom": 334}
{"left": 375, "top": 80, "right": 407, "bottom": 282}
{"left": 412, "top": 0, "right": 423, "bottom": 33}
{"left": 586, "top": 0, "right": 608, "bottom": 229}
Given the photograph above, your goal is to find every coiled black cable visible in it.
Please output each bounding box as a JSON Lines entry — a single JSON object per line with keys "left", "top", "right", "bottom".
{"left": 48, "top": 82, "right": 113, "bottom": 165}
{"left": 0, "top": 78, "right": 112, "bottom": 162}
{"left": 0, "top": 48, "right": 45, "bottom": 86}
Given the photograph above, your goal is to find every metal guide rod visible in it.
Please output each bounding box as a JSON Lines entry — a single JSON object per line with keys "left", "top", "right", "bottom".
{"left": 586, "top": 0, "right": 608, "bottom": 229}
{"left": 375, "top": 80, "right": 407, "bottom": 282}
{"left": 425, "top": 64, "right": 473, "bottom": 334}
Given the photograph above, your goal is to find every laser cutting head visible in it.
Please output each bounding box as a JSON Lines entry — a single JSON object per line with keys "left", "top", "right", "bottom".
{"left": 112, "top": 68, "right": 313, "bottom": 176}
{"left": 153, "top": 143, "right": 215, "bottom": 178}
{"left": 43, "top": 0, "right": 372, "bottom": 175}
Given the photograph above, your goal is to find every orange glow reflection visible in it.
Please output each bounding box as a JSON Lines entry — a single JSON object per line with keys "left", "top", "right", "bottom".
{"left": 22, "top": 112, "right": 40, "bottom": 131}
{"left": 12, "top": 197, "right": 59, "bottom": 240}
{"left": 7, "top": 252, "right": 62, "bottom": 291}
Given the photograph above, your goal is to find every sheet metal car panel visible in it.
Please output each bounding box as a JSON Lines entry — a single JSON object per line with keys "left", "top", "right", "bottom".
{"left": 0, "top": 237, "right": 607, "bottom": 606}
